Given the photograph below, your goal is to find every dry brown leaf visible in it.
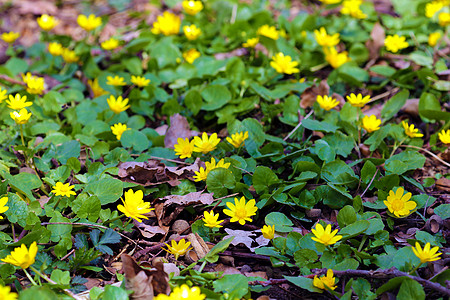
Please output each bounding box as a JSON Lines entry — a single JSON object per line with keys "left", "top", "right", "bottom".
{"left": 436, "top": 178, "right": 450, "bottom": 192}
{"left": 224, "top": 228, "right": 256, "bottom": 250}
{"left": 134, "top": 220, "right": 167, "bottom": 238}
{"left": 300, "top": 79, "right": 329, "bottom": 109}
{"left": 214, "top": 263, "right": 241, "bottom": 275}
{"left": 244, "top": 271, "right": 268, "bottom": 279}
{"left": 367, "top": 22, "right": 385, "bottom": 60}
{"left": 401, "top": 99, "right": 419, "bottom": 117}
{"left": 187, "top": 233, "right": 210, "bottom": 260}
{"left": 164, "top": 113, "right": 198, "bottom": 148}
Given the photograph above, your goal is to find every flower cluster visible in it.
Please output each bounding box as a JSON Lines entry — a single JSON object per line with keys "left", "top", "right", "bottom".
{"left": 7, "top": 94, "right": 32, "bottom": 125}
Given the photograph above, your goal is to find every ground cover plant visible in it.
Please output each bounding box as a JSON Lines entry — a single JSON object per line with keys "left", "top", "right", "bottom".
{"left": 0, "top": 0, "right": 449, "bottom": 299}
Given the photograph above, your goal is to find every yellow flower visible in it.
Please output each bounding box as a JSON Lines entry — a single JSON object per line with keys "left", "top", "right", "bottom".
{"left": 117, "top": 189, "right": 154, "bottom": 223}
{"left": 438, "top": 129, "right": 450, "bottom": 144}
{"left": 22, "top": 73, "right": 45, "bottom": 95}
{"left": 261, "top": 225, "right": 275, "bottom": 240}
{"left": 37, "top": 14, "right": 58, "bottom": 31}
{"left": 87, "top": 78, "right": 107, "bottom": 98}
{"left": 183, "top": 49, "right": 201, "bottom": 64}
{"left": 77, "top": 14, "right": 102, "bottom": 31}
{"left": 1, "top": 242, "right": 38, "bottom": 269}
{"left": 324, "top": 46, "right": 350, "bottom": 69}
{"left": 106, "top": 75, "right": 126, "bottom": 86}
{"left": 107, "top": 95, "right": 130, "bottom": 114}
{"left": 203, "top": 211, "right": 224, "bottom": 228}
{"left": 62, "top": 48, "right": 79, "bottom": 63}
{"left": 10, "top": 109, "right": 32, "bottom": 125}
{"left": 314, "top": 27, "right": 340, "bottom": 47}
{"left": 163, "top": 239, "right": 192, "bottom": 260}
{"left": 411, "top": 242, "right": 442, "bottom": 264}
{"left": 154, "top": 284, "right": 205, "bottom": 300}
{"left": 242, "top": 37, "right": 259, "bottom": 48}
{"left": 362, "top": 115, "right": 381, "bottom": 133}
{"left": 130, "top": 76, "right": 150, "bottom": 88}
{"left": 313, "top": 269, "right": 337, "bottom": 290}
{"left": 346, "top": 93, "right": 370, "bottom": 107}
{"left": 7, "top": 94, "right": 32, "bottom": 110}
{"left": 383, "top": 187, "right": 416, "bottom": 218}
{"left": 428, "top": 32, "right": 441, "bottom": 47}
{"left": 193, "top": 157, "right": 230, "bottom": 181}
{"left": 101, "top": 38, "right": 120, "bottom": 51}
{"left": 384, "top": 35, "right": 409, "bottom": 53}
{"left": 311, "top": 223, "right": 342, "bottom": 246}
{"left": 316, "top": 95, "right": 339, "bottom": 111}
{"left": 0, "top": 197, "right": 9, "bottom": 220}
{"left": 402, "top": 121, "right": 423, "bottom": 138}
{"left": 1, "top": 32, "right": 19, "bottom": 43}
{"left": 48, "top": 42, "right": 63, "bottom": 56}
{"left": 438, "top": 12, "right": 450, "bottom": 26}
{"left": 193, "top": 166, "right": 209, "bottom": 182}
{"left": 183, "top": 24, "right": 201, "bottom": 40}
{"left": 111, "top": 123, "right": 129, "bottom": 141}
{"left": 319, "top": 0, "right": 341, "bottom": 4}
{"left": 51, "top": 182, "right": 76, "bottom": 197}
{"left": 0, "top": 285, "right": 18, "bottom": 300}
{"left": 193, "top": 132, "right": 220, "bottom": 154}
{"left": 0, "top": 87, "right": 8, "bottom": 103}
{"left": 425, "top": 1, "right": 444, "bottom": 18}
{"left": 341, "top": 0, "right": 367, "bottom": 19}
{"left": 182, "top": 0, "right": 204, "bottom": 15}
{"left": 223, "top": 196, "right": 258, "bottom": 225}
{"left": 270, "top": 52, "right": 300, "bottom": 75}
{"left": 174, "top": 137, "right": 195, "bottom": 159}
{"left": 226, "top": 131, "right": 249, "bottom": 148}
{"left": 151, "top": 12, "right": 181, "bottom": 36}
{"left": 257, "top": 25, "right": 279, "bottom": 40}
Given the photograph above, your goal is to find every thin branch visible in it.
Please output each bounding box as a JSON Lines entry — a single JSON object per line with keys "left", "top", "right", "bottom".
{"left": 369, "top": 87, "right": 400, "bottom": 103}
{"left": 0, "top": 74, "right": 26, "bottom": 86}
{"left": 361, "top": 169, "right": 378, "bottom": 198}
{"left": 284, "top": 110, "right": 314, "bottom": 141}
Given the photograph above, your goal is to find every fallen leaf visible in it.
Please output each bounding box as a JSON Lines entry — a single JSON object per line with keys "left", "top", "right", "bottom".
{"left": 214, "top": 263, "right": 241, "bottom": 275}
{"left": 223, "top": 228, "right": 256, "bottom": 250}
{"left": 366, "top": 22, "right": 385, "bottom": 60}
{"left": 164, "top": 114, "right": 198, "bottom": 148}
{"left": 436, "top": 178, "right": 450, "bottom": 192}
{"left": 187, "top": 233, "right": 210, "bottom": 260}
{"left": 401, "top": 99, "right": 419, "bottom": 117}
{"left": 134, "top": 220, "right": 167, "bottom": 238}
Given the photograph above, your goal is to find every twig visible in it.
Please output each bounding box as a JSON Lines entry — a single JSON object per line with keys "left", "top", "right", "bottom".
{"left": 361, "top": 169, "right": 378, "bottom": 198}
{"left": 369, "top": 87, "right": 400, "bottom": 103}
{"left": 0, "top": 74, "right": 26, "bottom": 86}
{"left": 60, "top": 249, "right": 75, "bottom": 261}
{"left": 398, "top": 145, "right": 450, "bottom": 168}
{"left": 150, "top": 156, "right": 191, "bottom": 165}
{"left": 211, "top": 192, "right": 239, "bottom": 211}
{"left": 135, "top": 235, "right": 187, "bottom": 259}
{"left": 221, "top": 251, "right": 271, "bottom": 261}
{"left": 283, "top": 110, "right": 314, "bottom": 141}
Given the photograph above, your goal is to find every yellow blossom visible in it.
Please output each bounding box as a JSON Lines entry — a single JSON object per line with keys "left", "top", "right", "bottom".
{"left": 316, "top": 95, "right": 339, "bottom": 111}
{"left": 77, "top": 14, "right": 102, "bottom": 31}
{"left": 438, "top": 129, "right": 450, "bottom": 144}
{"left": 425, "top": 1, "right": 444, "bottom": 18}
{"left": 0, "top": 197, "right": 9, "bottom": 220}
{"left": 226, "top": 131, "right": 249, "bottom": 148}
{"left": 107, "top": 95, "right": 130, "bottom": 114}
{"left": 51, "top": 182, "right": 76, "bottom": 197}
{"left": 438, "top": 12, "right": 450, "bottom": 26}
{"left": 203, "top": 211, "right": 224, "bottom": 228}
{"left": 182, "top": 0, "right": 204, "bottom": 15}
{"left": 341, "top": 0, "right": 367, "bottom": 19}
{"left": 1, "top": 32, "right": 19, "bottom": 43}
{"left": 6, "top": 94, "right": 32, "bottom": 110}
{"left": 346, "top": 93, "right": 370, "bottom": 107}
{"left": 402, "top": 121, "right": 423, "bottom": 138}
{"left": 193, "top": 166, "right": 209, "bottom": 182}
{"left": 10, "top": 109, "right": 32, "bottom": 125}
{"left": 319, "top": 0, "right": 341, "bottom": 4}
{"left": 384, "top": 35, "right": 409, "bottom": 53}
{"left": 270, "top": 52, "right": 300, "bottom": 74}
{"left": 101, "top": 38, "right": 120, "bottom": 51}
{"left": 223, "top": 196, "right": 257, "bottom": 225}
{"left": 324, "top": 46, "right": 350, "bottom": 69}
{"left": 242, "top": 37, "right": 259, "bottom": 48}
{"left": 257, "top": 25, "right": 279, "bottom": 40}
{"left": 362, "top": 115, "right": 381, "bottom": 133}
{"left": 193, "top": 132, "right": 220, "bottom": 154}
{"left": 193, "top": 157, "right": 230, "bottom": 181}
{"left": 383, "top": 187, "right": 416, "bottom": 218}
{"left": 22, "top": 73, "right": 45, "bottom": 95}
{"left": 37, "top": 14, "right": 58, "bottom": 31}
{"left": 154, "top": 284, "right": 205, "bottom": 300}
{"left": 261, "top": 225, "right": 275, "bottom": 240}
{"left": 311, "top": 223, "right": 342, "bottom": 246}
{"left": 183, "top": 24, "right": 201, "bottom": 40}
{"left": 183, "top": 49, "right": 201, "bottom": 64}
{"left": 117, "top": 189, "right": 154, "bottom": 223}
{"left": 62, "top": 48, "right": 79, "bottom": 63}
{"left": 314, "top": 27, "right": 340, "bottom": 47}
{"left": 163, "top": 239, "right": 192, "bottom": 260}
{"left": 0, "top": 285, "right": 18, "bottom": 300}
{"left": 313, "top": 269, "right": 337, "bottom": 290}
{"left": 130, "top": 76, "right": 150, "bottom": 88}
{"left": 106, "top": 75, "right": 126, "bottom": 86}
{"left": 0, "top": 87, "right": 7, "bottom": 103}
{"left": 411, "top": 242, "right": 442, "bottom": 264}
{"left": 110, "top": 123, "right": 129, "bottom": 140}
{"left": 174, "top": 137, "right": 195, "bottom": 159}
{"left": 428, "top": 32, "right": 441, "bottom": 47}
{"left": 151, "top": 12, "right": 181, "bottom": 36}
{"left": 1, "top": 242, "right": 38, "bottom": 269}
{"left": 87, "top": 78, "right": 107, "bottom": 98}
{"left": 48, "top": 42, "right": 63, "bottom": 56}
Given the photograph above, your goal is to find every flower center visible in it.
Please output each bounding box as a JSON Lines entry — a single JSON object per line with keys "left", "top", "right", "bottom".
{"left": 235, "top": 207, "right": 247, "bottom": 219}
{"left": 391, "top": 199, "right": 404, "bottom": 211}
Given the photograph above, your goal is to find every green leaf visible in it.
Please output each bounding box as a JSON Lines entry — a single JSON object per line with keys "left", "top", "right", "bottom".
{"left": 419, "top": 92, "right": 445, "bottom": 122}
{"left": 284, "top": 276, "right": 322, "bottom": 293}
{"left": 5, "top": 57, "right": 28, "bottom": 76}
{"left": 150, "top": 37, "right": 181, "bottom": 68}
{"left": 18, "top": 286, "right": 59, "bottom": 300}
{"left": 337, "top": 205, "right": 357, "bottom": 228}
{"left": 50, "top": 269, "right": 71, "bottom": 285}
{"left": 206, "top": 168, "right": 236, "bottom": 198}
{"left": 321, "top": 160, "right": 358, "bottom": 185}
{"left": 376, "top": 277, "right": 407, "bottom": 295}
{"left": 339, "top": 220, "right": 370, "bottom": 240}
{"left": 265, "top": 212, "right": 293, "bottom": 233}
{"left": 397, "top": 278, "right": 425, "bottom": 300}
{"left": 213, "top": 274, "right": 249, "bottom": 299}
{"left": 6, "top": 173, "right": 42, "bottom": 202}
{"left": 409, "top": 51, "right": 433, "bottom": 68}
{"left": 381, "top": 90, "right": 409, "bottom": 121}
{"left": 102, "top": 285, "right": 129, "bottom": 300}
{"left": 385, "top": 151, "right": 426, "bottom": 175}
{"left": 311, "top": 140, "right": 335, "bottom": 162}
{"left": 302, "top": 118, "right": 339, "bottom": 133}
{"left": 184, "top": 89, "right": 203, "bottom": 115}
{"left": 4, "top": 193, "right": 29, "bottom": 227}
{"left": 123, "top": 57, "right": 142, "bottom": 75}
{"left": 201, "top": 85, "right": 232, "bottom": 111}
{"left": 252, "top": 166, "right": 279, "bottom": 194}
{"left": 204, "top": 237, "right": 234, "bottom": 263}
{"left": 56, "top": 140, "right": 81, "bottom": 165}
{"left": 120, "top": 129, "right": 150, "bottom": 152}
{"left": 338, "top": 64, "right": 369, "bottom": 86}
{"left": 434, "top": 204, "right": 450, "bottom": 220}
{"left": 85, "top": 177, "right": 123, "bottom": 205}
{"left": 294, "top": 249, "right": 318, "bottom": 268}
{"left": 370, "top": 65, "right": 396, "bottom": 77}
{"left": 361, "top": 160, "right": 377, "bottom": 184}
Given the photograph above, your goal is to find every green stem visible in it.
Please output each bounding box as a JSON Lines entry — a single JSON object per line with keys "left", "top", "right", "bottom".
{"left": 357, "top": 236, "right": 367, "bottom": 252}
{"left": 409, "top": 262, "right": 423, "bottom": 275}
{"left": 23, "top": 269, "right": 38, "bottom": 286}
{"left": 198, "top": 261, "right": 207, "bottom": 273}
{"left": 53, "top": 196, "right": 61, "bottom": 209}
{"left": 30, "top": 266, "right": 79, "bottom": 299}
{"left": 103, "top": 214, "right": 125, "bottom": 225}
{"left": 390, "top": 137, "right": 407, "bottom": 158}
{"left": 20, "top": 124, "right": 25, "bottom": 146}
